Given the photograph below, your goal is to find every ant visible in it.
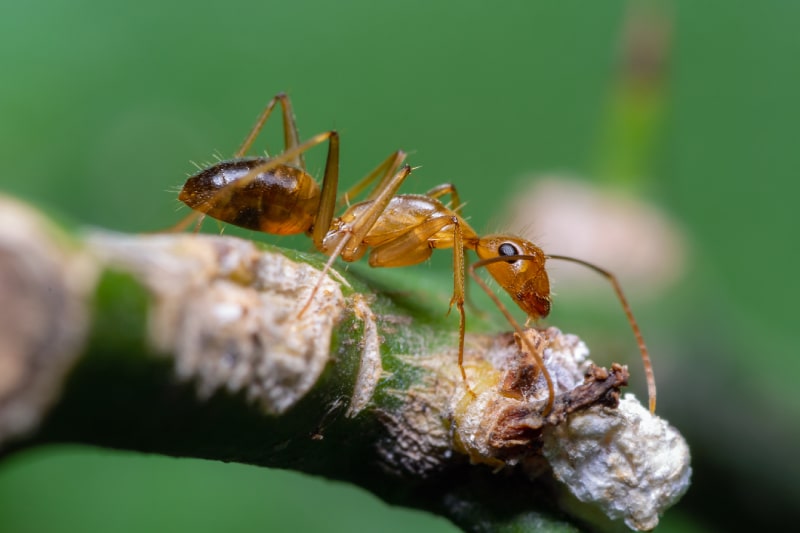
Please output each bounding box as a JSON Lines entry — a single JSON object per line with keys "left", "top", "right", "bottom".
{"left": 175, "top": 93, "right": 656, "bottom": 416}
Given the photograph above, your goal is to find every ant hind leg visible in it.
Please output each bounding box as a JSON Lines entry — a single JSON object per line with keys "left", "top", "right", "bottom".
{"left": 235, "top": 93, "right": 306, "bottom": 170}
{"left": 163, "top": 210, "right": 203, "bottom": 233}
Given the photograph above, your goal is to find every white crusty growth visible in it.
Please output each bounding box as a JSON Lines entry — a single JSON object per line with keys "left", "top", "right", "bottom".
{"left": 543, "top": 394, "right": 691, "bottom": 531}
{"left": 88, "top": 233, "right": 346, "bottom": 415}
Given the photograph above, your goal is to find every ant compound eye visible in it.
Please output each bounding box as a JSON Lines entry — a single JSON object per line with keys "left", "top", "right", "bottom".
{"left": 498, "top": 242, "right": 520, "bottom": 263}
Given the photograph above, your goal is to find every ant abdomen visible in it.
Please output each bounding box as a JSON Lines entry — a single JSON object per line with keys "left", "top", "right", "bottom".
{"left": 179, "top": 158, "right": 321, "bottom": 234}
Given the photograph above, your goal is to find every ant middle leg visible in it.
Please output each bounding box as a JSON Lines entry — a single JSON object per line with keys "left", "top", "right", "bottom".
{"left": 297, "top": 159, "right": 413, "bottom": 318}
{"left": 426, "top": 183, "right": 465, "bottom": 215}
{"left": 336, "top": 151, "right": 408, "bottom": 208}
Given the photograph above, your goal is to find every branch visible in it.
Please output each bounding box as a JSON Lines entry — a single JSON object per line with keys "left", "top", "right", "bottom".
{"left": 0, "top": 194, "right": 690, "bottom": 532}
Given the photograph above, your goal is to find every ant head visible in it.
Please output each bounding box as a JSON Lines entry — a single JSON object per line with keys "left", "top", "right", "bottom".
{"left": 476, "top": 235, "right": 551, "bottom": 319}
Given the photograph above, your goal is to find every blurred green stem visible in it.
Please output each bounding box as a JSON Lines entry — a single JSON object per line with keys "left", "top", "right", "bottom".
{"left": 595, "top": 0, "right": 671, "bottom": 190}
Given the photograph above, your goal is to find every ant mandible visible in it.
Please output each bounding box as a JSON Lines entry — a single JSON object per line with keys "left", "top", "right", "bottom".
{"left": 175, "top": 94, "right": 656, "bottom": 416}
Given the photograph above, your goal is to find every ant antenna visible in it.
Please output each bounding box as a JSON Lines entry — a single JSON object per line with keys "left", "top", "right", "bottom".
{"left": 547, "top": 254, "right": 656, "bottom": 414}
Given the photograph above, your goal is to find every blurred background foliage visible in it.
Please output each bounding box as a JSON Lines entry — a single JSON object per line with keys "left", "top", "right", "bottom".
{"left": 1, "top": 0, "right": 798, "bottom": 531}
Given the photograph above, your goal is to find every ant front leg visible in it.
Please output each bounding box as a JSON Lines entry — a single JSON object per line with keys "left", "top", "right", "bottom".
{"left": 449, "top": 216, "right": 474, "bottom": 396}
{"left": 334, "top": 161, "right": 414, "bottom": 262}
{"left": 364, "top": 210, "right": 477, "bottom": 397}
{"left": 547, "top": 254, "right": 657, "bottom": 414}
{"left": 468, "top": 255, "right": 555, "bottom": 415}
{"left": 426, "top": 183, "right": 485, "bottom": 315}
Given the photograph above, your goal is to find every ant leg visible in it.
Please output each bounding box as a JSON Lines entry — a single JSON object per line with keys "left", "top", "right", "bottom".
{"left": 426, "top": 183, "right": 465, "bottom": 215}
{"left": 181, "top": 131, "right": 337, "bottom": 238}
{"left": 547, "top": 254, "right": 656, "bottom": 414}
{"left": 425, "top": 184, "right": 470, "bottom": 279}
{"left": 426, "top": 183, "right": 485, "bottom": 314}
{"left": 293, "top": 131, "right": 339, "bottom": 319}
{"left": 364, "top": 213, "right": 475, "bottom": 397}
{"left": 297, "top": 154, "right": 409, "bottom": 319}
{"left": 235, "top": 95, "right": 280, "bottom": 157}
{"left": 366, "top": 217, "right": 453, "bottom": 267}
{"left": 303, "top": 161, "right": 413, "bottom": 311}
{"left": 340, "top": 164, "right": 414, "bottom": 261}
{"left": 196, "top": 214, "right": 208, "bottom": 233}
{"left": 235, "top": 93, "right": 305, "bottom": 169}
{"left": 227, "top": 131, "right": 337, "bottom": 200}
{"left": 310, "top": 132, "right": 341, "bottom": 250}
{"left": 469, "top": 255, "right": 555, "bottom": 415}
{"left": 276, "top": 94, "right": 305, "bottom": 169}
{"left": 170, "top": 95, "right": 293, "bottom": 234}
{"left": 164, "top": 210, "right": 203, "bottom": 233}
{"left": 162, "top": 212, "right": 208, "bottom": 234}
{"left": 337, "top": 151, "right": 407, "bottom": 207}
{"left": 451, "top": 216, "right": 475, "bottom": 397}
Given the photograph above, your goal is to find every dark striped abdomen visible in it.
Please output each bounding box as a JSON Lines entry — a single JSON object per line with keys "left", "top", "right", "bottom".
{"left": 179, "top": 158, "right": 320, "bottom": 234}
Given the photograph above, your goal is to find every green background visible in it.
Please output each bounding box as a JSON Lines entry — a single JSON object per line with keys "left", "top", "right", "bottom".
{"left": 1, "top": 0, "right": 797, "bottom": 531}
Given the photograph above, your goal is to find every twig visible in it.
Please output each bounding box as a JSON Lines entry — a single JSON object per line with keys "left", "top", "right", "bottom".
{"left": 0, "top": 194, "right": 690, "bottom": 532}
